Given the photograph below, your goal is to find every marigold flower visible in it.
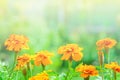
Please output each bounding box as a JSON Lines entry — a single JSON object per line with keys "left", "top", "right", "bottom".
{"left": 34, "top": 51, "right": 53, "bottom": 66}
{"left": 15, "top": 54, "right": 31, "bottom": 70}
{"left": 96, "top": 38, "right": 116, "bottom": 50}
{"left": 4, "top": 34, "right": 29, "bottom": 53}
{"left": 76, "top": 64, "right": 98, "bottom": 78}
{"left": 29, "top": 71, "right": 49, "bottom": 80}
{"left": 58, "top": 44, "right": 83, "bottom": 61}
{"left": 105, "top": 62, "right": 120, "bottom": 72}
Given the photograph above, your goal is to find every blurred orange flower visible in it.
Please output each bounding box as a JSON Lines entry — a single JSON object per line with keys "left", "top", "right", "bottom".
{"left": 96, "top": 38, "right": 116, "bottom": 50}
{"left": 58, "top": 44, "right": 83, "bottom": 61}
{"left": 105, "top": 62, "right": 120, "bottom": 72}
{"left": 29, "top": 71, "right": 49, "bottom": 80}
{"left": 15, "top": 54, "right": 31, "bottom": 70}
{"left": 76, "top": 64, "right": 98, "bottom": 78}
{"left": 34, "top": 51, "right": 53, "bottom": 66}
{"left": 4, "top": 34, "right": 29, "bottom": 53}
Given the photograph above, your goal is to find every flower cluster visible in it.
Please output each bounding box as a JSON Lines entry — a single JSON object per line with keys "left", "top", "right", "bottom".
{"left": 4, "top": 34, "right": 29, "bottom": 53}
{"left": 76, "top": 64, "right": 98, "bottom": 78}
{"left": 15, "top": 51, "right": 53, "bottom": 70}
{"left": 58, "top": 44, "right": 83, "bottom": 61}
{"left": 4, "top": 34, "right": 119, "bottom": 80}
{"left": 105, "top": 62, "right": 120, "bottom": 72}
{"left": 29, "top": 71, "right": 49, "bottom": 80}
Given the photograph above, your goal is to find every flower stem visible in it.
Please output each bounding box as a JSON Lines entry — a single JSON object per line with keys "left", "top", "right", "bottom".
{"left": 42, "top": 64, "right": 45, "bottom": 71}
{"left": 98, "top": 51, "right": 104, "bottom": 68}
{"left": 113, "top": 70, "right": 116, "bottom": 80}
{"left": 68, "top": 60, "right": 72, "bottom": 71}
{"left": 13, "top": 53, "right": 17, "bottom": 69}
{"left": 29, "top": 63, "right": 32, "bottom": 77}
{"left": 98, "top": 51, "right": 104, "bottom": 80}
{"left": 65, "top": 60, "right": 72, "bottom": 80}
{"left": 8, "top": 53, "right": 17, "bottom": 80}
{"left": 106, "top": 53, "right": 109, "bottom": 64}
{"left": 84, "top": 76, "right": 89, "bottom": 80}
{"left": 105, "top": 48, "right": 109, "bottom": 64}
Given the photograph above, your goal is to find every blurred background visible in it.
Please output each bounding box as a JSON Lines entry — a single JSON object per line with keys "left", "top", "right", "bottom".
{"left": 0, "top": 0, "right": 120, "bottom": 73}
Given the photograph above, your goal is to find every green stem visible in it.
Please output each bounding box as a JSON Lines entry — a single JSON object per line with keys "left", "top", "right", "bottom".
{"left": 84, "top": 76, "right": 89, "bottom": 80}
{"left": 113, "top": 70, "right": 116, "bottom": 80}
{"left": 29, "top": 63, "right": 32, "bottom": 77}
{"left": 42, "top": 64, "right": 45, "bottom": 71}
{"left": 68, "top": 60, "right": 72, "bottom": 71}
{"left": 105, "top": 48, "right": 109, "bottom": 64}
{"left": 106, "top": 53, "right": 109, "bottom": 64}
{"left": 98, "top": 51, "right": 104, "bottom": 80}
{"left": 65, "top": 60, "right": 72, "bottom": 80}
{"left": 15, "top": 71, "right": 18, "bottom": 80}
{"left": 100, "top": 66, "right": 104, "bottom": 80}
{"left": 8, "top": 53, "right": 17, "bottom": 80}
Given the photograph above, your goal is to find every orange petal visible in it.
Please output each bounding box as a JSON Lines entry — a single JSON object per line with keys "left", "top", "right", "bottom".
{"left": 61, "top": 53, "right": 71, "bottom": 60}
{"left": 72, "top": 53, "right": 83, "bottom": 61}
{"left": 81, "top": 73, "right": 88, "bottom": 78}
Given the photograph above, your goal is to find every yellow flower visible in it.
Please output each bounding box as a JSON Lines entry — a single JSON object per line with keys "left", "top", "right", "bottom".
{"left": 34, "top": 51, "right": 53, "bottom": 66}
{"left": 15, "top": 54, "right": 31, "bottom": 70}
{"left": 105, "top": 62, "right": 118, "bottom": 69}
{"left": 105, "top": 62, "right": 120, "bottom": 72}
{"left": 58, "top": 44, "right": 83, "bottom": 61}
{"left": 76, "top": 64, "right": 98, "bottom": 78}
{"left": 96, "top": 38, "right": 116, "bottom": 50}
{"left": 4, "top": 34, "right": 29, "bottom": 53}
{"left": 29, "top": 71, "right": 49, "bottom": 80}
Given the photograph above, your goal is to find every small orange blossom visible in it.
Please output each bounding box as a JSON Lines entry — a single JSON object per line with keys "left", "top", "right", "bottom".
{"left": 105, "top": 62, "right": 120, "bottom": 72}
{"left": 96, "top": 38, "right": 116, "bottom": 50}
{"left": 58, "top": 44, "right": 83, "bottom": 61}
{"left": 15, "top": 54, "right": 31, "bottom": 70}
{"left": 34, "top": 51, "right": 53, "bottom": 66}
{"left": 29, "top": 71, "right": 49, "bottom": 80}
{"left": 4, "top": 34, "right": 29, "bottom": 53}
{"left": 76, "top": 64, "right": 98, "bottom": 78}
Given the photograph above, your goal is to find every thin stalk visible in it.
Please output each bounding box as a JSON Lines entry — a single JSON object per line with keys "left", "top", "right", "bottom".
{"left": 98, "top": 51, "right": 104, "bottom": 80}
{"left": 68, "top": 60, "right": 72, "bottom": 71}
{"left": 15, "top": 71, "right": 18, "bottom": 80}
{"left": 65, "top": 60, "right": 72, "bottom": 80}
{"left": 8, "top": 53, "right": 18, "bottom": 80}
{"left": 106, "top": 53, "right": 109, "bottom": 64}
{"left": 42, "top": 64, "right": 45, "bottom": 71}
{"left": 105, "top": 48, "right": 109, "bottom": 64}
{"left": 113, "top": 70, "right": 116, "bottom": 80}
{"left": 12, "top": 53, "right": 17, "bottom": 70}
{"left": 23, "top": 68, "right": 27, "bottom": 80}
{"left": 84, "top": 76, "right": 90, "bottom": 80}
{"left": 29, "top": 63, "right": 32, "bottom": 77}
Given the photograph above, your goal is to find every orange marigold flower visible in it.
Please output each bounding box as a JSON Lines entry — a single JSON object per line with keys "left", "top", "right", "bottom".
{"left": 58, "top": 44, "right": 83, "bottom": 61}
{"left": 96, "top": 38, "right": 116, "bottom": 50}
{"left": 15, "top": 54, "right": 31, "bottom": 70}
{"left": 76, "top": 64, "right": 98, "bottom": 78}
{"left": 4, "top": 34, "right": 29, "bottom": 53}
{"left": 105, "top": 62, "right": 120, "bottom": 72}
{"left": 34, "top": 51, "right": 53, "bottom": 66}
{"left": 29, "top": 71, "right": 49, "bottom": 80}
